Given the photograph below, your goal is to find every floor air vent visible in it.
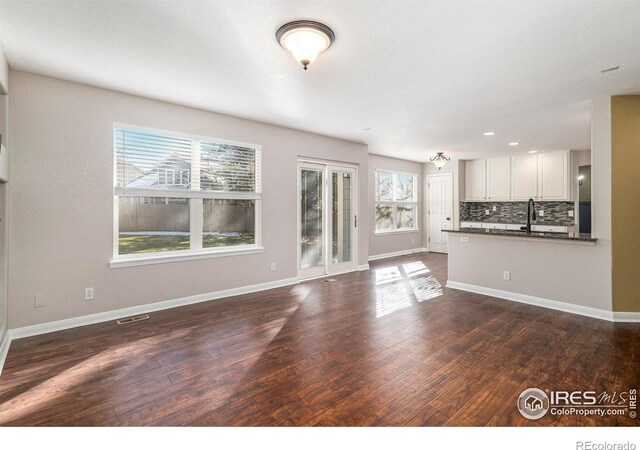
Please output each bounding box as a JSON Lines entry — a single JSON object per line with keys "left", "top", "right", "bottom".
{"left": 321, "top": 279, "right": 338, "bottom": 283}
{"left": 116, "top": 314, "right": 150, "bottom": 325}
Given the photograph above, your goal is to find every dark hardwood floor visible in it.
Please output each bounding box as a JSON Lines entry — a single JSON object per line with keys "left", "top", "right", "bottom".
{"left": 0, "top": 253, "right": 638, "bottom": 426}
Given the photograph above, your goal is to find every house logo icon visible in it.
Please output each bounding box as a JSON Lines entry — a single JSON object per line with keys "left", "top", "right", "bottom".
{"left": 517, "top": 388, "right": 550, "bottom": 420}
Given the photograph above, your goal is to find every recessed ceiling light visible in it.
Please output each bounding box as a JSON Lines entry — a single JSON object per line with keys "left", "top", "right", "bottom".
{"left": 528, "top": 150, "right": 537, "bottom": 154}
{"left": 483, "top": 131, "right": 495, "bottom": 136}
{"left": 364, "top": 127, "right": 372, "bottom": 131}
{"left": 508, "top": 142, "right": 519, "bottom": 146}
{"left": 601, "top": 65, "right": 620, "bottom": 74}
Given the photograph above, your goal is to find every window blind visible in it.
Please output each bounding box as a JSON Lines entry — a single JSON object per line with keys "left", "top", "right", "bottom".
{"left": 114, "top": 127, "right": 261, "bottom": 199}
{"left": 115, "top": 128, "right": 192, "bottom": 190}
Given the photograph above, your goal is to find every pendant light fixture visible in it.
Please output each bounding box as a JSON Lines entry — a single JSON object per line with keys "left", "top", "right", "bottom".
{"left": 430, "top": 152, "right": 451, "bottom": 170}
{"left": 276, "top": 20, "right": 335, "bottom": 70}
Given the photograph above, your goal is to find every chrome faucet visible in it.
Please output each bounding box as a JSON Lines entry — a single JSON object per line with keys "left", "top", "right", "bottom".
{"left": 526, "top": 198, "right": 537, "bottom": 235}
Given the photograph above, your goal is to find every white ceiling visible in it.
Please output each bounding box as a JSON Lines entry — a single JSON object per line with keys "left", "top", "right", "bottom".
{"left": 1, "top": 1, "right": 639, "bottom": 161}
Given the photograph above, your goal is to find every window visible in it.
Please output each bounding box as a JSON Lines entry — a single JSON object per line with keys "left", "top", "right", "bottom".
{"left": 374, "top": 171, "right": 418, "bottom": 233}
{"left": 113, "top": 127, "right": 261, "bottom": 264}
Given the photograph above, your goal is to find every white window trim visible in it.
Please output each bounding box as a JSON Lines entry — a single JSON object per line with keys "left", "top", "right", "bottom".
{"left": 112, "top": 124, "right": 262, "bottom": 267}
{"left": 374, "top": 170, "right": 419, "bottom": 234}
{"left": 109, "top": 245, "right": 265, "bottom": 269}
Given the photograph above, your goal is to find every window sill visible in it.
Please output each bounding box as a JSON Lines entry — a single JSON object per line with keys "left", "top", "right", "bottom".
{"left": 110, "top": 246, "right": 265, "bottom": 269}
{"left": 375, "top": 228, "right": 420, "bottom": 236}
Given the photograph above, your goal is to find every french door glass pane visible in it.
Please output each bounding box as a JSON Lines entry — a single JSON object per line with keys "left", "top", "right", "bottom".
{"left": 300, "top": 169, "right": 323, "bottom": 269}
{"left": 332, "top": 172, "right": 352, "bottom": 263}
{"left": 202, "top": 199, "right": 255, "bottom": 248}
{"left": 118, "top": 196, "right": 190, "bottom": 254}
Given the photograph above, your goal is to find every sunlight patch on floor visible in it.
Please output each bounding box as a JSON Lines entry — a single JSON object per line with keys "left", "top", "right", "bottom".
{"left": 375, "top": 266, "right": 403, "bottom": 286}
{"left": 375, "top": 261, "right": 443, "bottom": 318}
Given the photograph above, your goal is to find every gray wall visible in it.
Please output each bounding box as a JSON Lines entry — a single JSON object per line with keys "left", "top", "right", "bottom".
{"left": 0, "top": 43, "right": 7, "bottom": 94}
{"left": 368, "top": 154, "right": 423, "bottom": 257}
{"left": 0, "top": 43, "right": 8, "bottom": 343}
{"left": 8, "top": 70, "right": 369, "bottom": 329}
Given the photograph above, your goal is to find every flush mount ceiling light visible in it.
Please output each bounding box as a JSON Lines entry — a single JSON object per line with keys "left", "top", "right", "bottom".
{"left": 430, "top": 152, "right": 451, "bottom": 170}
{"left": 276, "top": 20, "right": 335, "bottom": 70}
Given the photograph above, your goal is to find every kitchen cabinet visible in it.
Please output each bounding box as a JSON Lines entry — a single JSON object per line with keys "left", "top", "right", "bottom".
{"left": 511, "top": 154, "right": 538, "bottom": 200}
{"left": 538, "top": 151, "right": 569, "bottom": 200}
{"left": 465, "top": 150, "right": 569, "bottom": 202}
{"left": 486, "top": 157, "right": 511, "bottom": 201}
{"left": 465, "top": 159, "right": 486, "bottom": 201}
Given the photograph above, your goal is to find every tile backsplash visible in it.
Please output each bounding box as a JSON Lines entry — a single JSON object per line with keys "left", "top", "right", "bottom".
{"left": 460, "top": 201, "right": 575, "bottom": 226}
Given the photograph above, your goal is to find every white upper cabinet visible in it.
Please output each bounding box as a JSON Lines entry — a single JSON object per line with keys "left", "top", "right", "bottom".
{"left": 465, "top": 150, "right": 569, "bottom": 202}
{"left": 486, "top": 157, "right": 511, "bottom": 201}
{"left": 465, "top": 159, "right": 486, "bottom": 201}
{"left": 538, "top": 151, "right": 569, "bottom": 200}
{"left": 511, "top": 154, "right": 538, "bottom": 200}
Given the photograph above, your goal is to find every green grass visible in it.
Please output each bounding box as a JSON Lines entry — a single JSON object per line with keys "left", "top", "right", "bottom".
{"left": 203, "top": 233, "right": 254, "bottom": 248}
{"left": 119, "top": 233, "right": 254, "bottom": 255}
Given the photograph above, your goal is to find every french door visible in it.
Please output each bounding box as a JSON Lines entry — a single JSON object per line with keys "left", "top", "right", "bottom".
{"left": 298, "top": 162, "right": 357, "bottom": 279}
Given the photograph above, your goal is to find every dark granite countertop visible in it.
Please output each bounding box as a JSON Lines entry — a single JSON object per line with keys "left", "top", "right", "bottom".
{"left": 446, "top": 228, "right": 597, "bottom": 242}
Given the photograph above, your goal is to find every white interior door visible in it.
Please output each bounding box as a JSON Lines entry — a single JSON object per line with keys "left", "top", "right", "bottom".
{"left": 298, "top": 162, "right": 358, "bottom": 279}
{"left": 427, "top": 173, "right": 453, "bottom": 254}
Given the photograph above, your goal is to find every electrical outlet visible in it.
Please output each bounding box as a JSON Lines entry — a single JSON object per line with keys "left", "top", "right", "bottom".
{"left": 568, "top": 210, "right": 574, "bottom": 217}
{"left": 503, "top": 271, "right": 511, "bottom": 281}
{"left": 270, "top": 262, "right": 276, "bottom": 272}
{"left": 485, "top": 209, "right": 490, "bottom": 215}
{"left": 492, "top": 205, "right": 497, "bottom": 212}
{"left": 85, "top": 287, "right": 94, "bottom": 301}
{"left": 461, "top": 236, "right": 470, "bottom": 242}
{"left": 539, "top": 209, "right": 544, "bottom": 217}
{"left": 34, "top": 294, "right": 45, "bottom": 308}
{"left": 411, "top": 238, "right": 415, "bottom": 244}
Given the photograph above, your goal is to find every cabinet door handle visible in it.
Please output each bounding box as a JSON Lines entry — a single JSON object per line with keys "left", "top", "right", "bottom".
{"left": 354, "top": 215, "right": 358, "bottom": 228}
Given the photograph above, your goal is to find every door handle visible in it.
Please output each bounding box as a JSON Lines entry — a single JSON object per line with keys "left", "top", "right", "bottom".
{"left": 354, "top": 215, "right": 358, "bottom": 228}
{"left": 446, "top": 217, "right": 451, "bottom": 220}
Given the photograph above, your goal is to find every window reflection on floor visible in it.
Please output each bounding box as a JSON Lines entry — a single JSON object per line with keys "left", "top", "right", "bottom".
{"left": 374, "top": 261, "right": 443, "bottom": 318}
{"left": 375, "top": 266, "right": 403, "bottom": 285}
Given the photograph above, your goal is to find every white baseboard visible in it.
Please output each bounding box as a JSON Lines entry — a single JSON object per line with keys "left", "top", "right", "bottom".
{"left": 357, "top": 264, "right": 370, "bottom": 271}
{"left": 8, "top": 277, "right": 300, "bottom": 342}
{"left": 445, "top": 280, "right": 628, "bottom": 322}
{"left": 368, "top": 248, "right": 427, "bottom": 262}
{"left": 612, "top": 312, "right": 640, "bottom": 322}
{"left": 0, "top": 329, "right": 10, "bottom": 376}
